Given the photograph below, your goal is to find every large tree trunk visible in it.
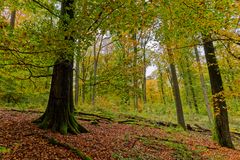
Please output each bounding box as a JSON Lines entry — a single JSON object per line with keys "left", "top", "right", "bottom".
{"left": 170, "top": 63, "right": 186, "bottom": 130}
{"left": 203, "top": 38, "right": 233, "bottom": 148}
{"left": 34, "top": 0, "right": 88, "bottom": 134}
{"left": 34, "top": 59, "right": 88, "bottom": 134}
{"left": 194, "top": 46, "right": 213, "bottom": 124}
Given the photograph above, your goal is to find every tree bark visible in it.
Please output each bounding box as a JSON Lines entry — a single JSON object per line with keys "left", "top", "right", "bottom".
{"left": 34, "top": 59, "right": 88, "bottom": 134}
{"left": 91, "top": 34, "right": 103, "bottom": 106}
{"left": 179, "top": 63, "right": 192, "bottom": 109}
{"left": 81, "top": 59, "right": 86, "bottom": 104}
{"left": 34, "top": 0, "right": 88, "bottom": 134}
{"left": 133, "top": 33, "right": 139, "bottom": 111}
{"left": 168, "top": 50, "right": 186, "bottom": 130}
{"left": 158, "top": 66, "right": 166, "bottom": 105}
{"left": 203, "top": 38, "right": 233, "bottom": 148}
{"left": 169, "top": 63, "right": 186, "bottom": 130}
{"left": 10, "top": 10, "right": 16, "bottom": 29}
{"left": 75, "top": 56, "right": 80, "bottom": 107}
{"left": 91, "top": 41, "right": 97, "bottom": 105}
{"left": 194, "top": 46, "right": 213, "bottom": 124}
{"left": 166, "top": 66, "right": 174, "bottom": 103}
{"left": 186, "top": 56, "right": 199, "bottom": 113}
{"left": 142, "top": 41, "right": 147, "bottom": 104}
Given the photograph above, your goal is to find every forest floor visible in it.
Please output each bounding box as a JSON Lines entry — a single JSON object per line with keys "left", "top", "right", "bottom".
{"left": 0, "top": 109, "right": 240, "bottom": 160}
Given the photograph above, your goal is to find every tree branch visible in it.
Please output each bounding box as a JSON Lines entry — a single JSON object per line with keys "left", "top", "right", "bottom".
{"left": 32, "top": 0, "right": 60, "bottom": 18}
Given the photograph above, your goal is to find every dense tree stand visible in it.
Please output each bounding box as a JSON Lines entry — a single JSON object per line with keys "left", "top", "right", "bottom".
{"left": 34, "top": 59, "right": 88, "bottom": 134}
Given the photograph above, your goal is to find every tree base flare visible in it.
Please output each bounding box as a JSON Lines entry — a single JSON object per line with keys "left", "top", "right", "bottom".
{"left": 33, "top": 113, "right": 88, "bottom": 135}
{"left": 33, "top": 59, "right": 88, "bottom": 134}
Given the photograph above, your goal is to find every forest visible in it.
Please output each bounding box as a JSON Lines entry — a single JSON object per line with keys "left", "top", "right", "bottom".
{"left": 0, "top": 0, "right": 240, "bottom": 159}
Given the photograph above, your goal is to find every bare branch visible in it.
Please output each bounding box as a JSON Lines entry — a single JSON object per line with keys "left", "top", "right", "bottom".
{"left": 0, "top": 45, "right": 64, "bottom": 54}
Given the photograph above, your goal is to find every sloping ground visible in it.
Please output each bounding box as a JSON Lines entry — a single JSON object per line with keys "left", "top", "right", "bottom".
{"left": 0, "top": 109, "right": 239, "bottom": 160}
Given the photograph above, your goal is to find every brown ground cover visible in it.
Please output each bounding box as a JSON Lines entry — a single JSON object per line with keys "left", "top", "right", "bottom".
{"left": 0, "top": 109, "right": 239, "bottom": 160}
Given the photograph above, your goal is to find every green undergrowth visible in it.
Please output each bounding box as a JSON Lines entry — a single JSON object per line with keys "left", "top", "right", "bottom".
{"left": 112, "top": 152, "right": 160, "bottom": 160}
{"left": 138, "top": 136, "right": 202, "bottom": 160}
{"left": 164, "top": 125, "right": 186, "bottom": 134}
{"left": 0, "top": 146, "right": 11, "bottom": 153}
{"left": 1, "top": 95, "right": 240, "bottom": 133}
{"left": 163, "top": 141, "right": 202, "bottom": 160}
{"left": 0, "top": 146, "right": 11, "bottom": 159}
{"left": 75, "top": 101, "right": 240, "bottom": 133}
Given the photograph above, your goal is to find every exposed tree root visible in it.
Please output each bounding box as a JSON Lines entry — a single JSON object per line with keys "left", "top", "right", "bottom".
{"left": 8, "top": 109, "right": 112, "bottom": 122}
{"left": 41, "top": 135, "right": 92, "bottom": 160}
{"left": 33, "top": 113, "right": 88, "bottom": 134}
{"left": 8, "top": 109, "right": 44, "bottom": 113}
{"left": 75, "top": 111, "right": 113, "bottom": 121}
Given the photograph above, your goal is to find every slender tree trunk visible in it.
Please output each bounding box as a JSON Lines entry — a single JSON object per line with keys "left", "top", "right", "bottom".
{"left": 91, "top": 35, "right": 103, "bottom": 105}
{"left": 186, "top": 57, "right": 199, "bottom": 113}
{"left": 203, "top": 38, "right": 233, "bottom": 148}
{"left": 133, "top": 33, "right": 138, "bottom": 111}
{"left": 179, "top": 63, "right": 192, "bottom": 109}
{"left": 81, "top": 59, "right": 86, "bottom": 104}
{"left": 194, "top": 46, "right": 213, "bottom": 124}
{"left": 75, "top": 56, "right": 80, "bottom": 107}
{"left": 142, "top": 44, "right": 147, "bottom": 104}
{"left": 166, "top": 66, "right": 174, "bottom": 103}
{"left": 10, "top": 10, "right": 16, "bottom": 29}
{"left": 92, "top": 41, "right": 97, "bottom": 105}
{"left": 141, "top": 34, "right": 150, "bottom": 104}
{"left": 158, "top": 66, "right": 166, "bottom": 105}
{"left": 34, "top": 0, "right": 88, "bottom": 134}
{"left": 168, "top": 51, "right": 186, "bottom": 129}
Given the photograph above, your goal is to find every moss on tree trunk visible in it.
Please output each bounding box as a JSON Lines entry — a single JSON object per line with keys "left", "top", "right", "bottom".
{"left": 34, "top": 0, "right": 88, "bottom": 134}
{"left": 203, "top": 38, "right": 234, "bottom": 148}
{"left": 34, "top": 59, "right": 88, "bottom": 134}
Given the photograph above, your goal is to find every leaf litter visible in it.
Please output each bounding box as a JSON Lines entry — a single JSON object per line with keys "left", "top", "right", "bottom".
{"left": 0, "top": 109, "right": 239, "bottom": 160}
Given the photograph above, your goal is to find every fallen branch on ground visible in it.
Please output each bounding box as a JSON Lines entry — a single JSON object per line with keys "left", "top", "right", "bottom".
{"left": 117, "top": 116, "right": 240, "bottom": 139}
{"left": 75, "top": 111, "right": 113, "bottom": 121}
{"left": 4, "top": 109, "right": 240, "bottom": 139}
{"left": 7, "top": 109, "right": 44, "bottom": 113}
